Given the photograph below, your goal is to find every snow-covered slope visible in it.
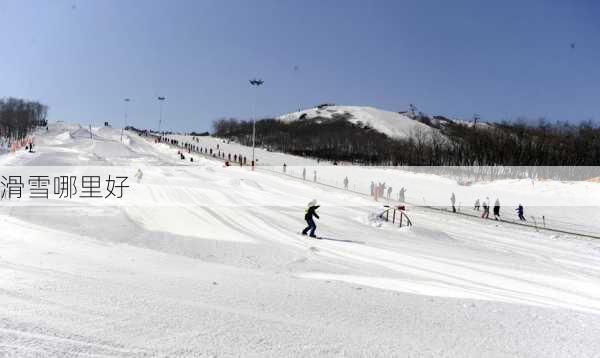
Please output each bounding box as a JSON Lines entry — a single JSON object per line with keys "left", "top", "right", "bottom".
{"left": 2, "top": 123, "right": 600, "bottom": 356}
{"left": 278, "top": 105, "right": 442, "bottom": 140}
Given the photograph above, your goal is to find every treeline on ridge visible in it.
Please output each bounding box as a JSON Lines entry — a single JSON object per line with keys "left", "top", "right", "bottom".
{"left": 0, "top": 97, "right": 48, "bottom": 141}
{"left": 212, "top": 114, "right": 600, "bottom": 166}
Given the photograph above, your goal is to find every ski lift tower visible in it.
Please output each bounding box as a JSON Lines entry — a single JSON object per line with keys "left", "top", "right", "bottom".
{"left": 249, "top": 78, "right": 264, "bottom": 166}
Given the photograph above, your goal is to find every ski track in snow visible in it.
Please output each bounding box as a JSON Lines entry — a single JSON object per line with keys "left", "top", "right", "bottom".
{"left": 1, "top": 123, "right": 600, "bottom": 357}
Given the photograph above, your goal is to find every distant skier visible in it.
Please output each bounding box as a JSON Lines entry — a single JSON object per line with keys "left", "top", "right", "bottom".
{"left": 474, "top": 198, "right": 480, "bottom": 211}
{"left": 516, "top": 204, "right": 526, "bottom": 221}
{"left": 370, "top": 181, "right": 375, "bottom": 196}
{"left": 450, "top": 192, "right": 456, "bottom": 213}
{"left": 283, "top": 163, "right": 287, "bottom": 173}
{"left": 398, "top": 187, "right": 406, "bottom": 203}
{"left": 493, "top": 199, "right": 501, "bottom": 220}
{"left": 481, "top": 197, "right": 490, "bottom": 219}
{"left": 302, "top": 199, "right": 320, "bottom": 238}
{"left": 313, "top": 170, "right": 317, "bottom": 182}
{"left": 134, "top": 168, "right": 143, "bottom": 183}
{"left": 302, "top": 168, "right": 306, "bottom": 180}
{"left": 387, "top": 186, "right": 392, "bottom": 199}
{"left": 343, "top": 176, "right": 349, "bottom": 190}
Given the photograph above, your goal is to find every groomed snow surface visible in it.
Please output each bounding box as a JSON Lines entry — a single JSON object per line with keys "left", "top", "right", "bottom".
{"left": 2, "top": 123, "right": 600, "bottom": 357}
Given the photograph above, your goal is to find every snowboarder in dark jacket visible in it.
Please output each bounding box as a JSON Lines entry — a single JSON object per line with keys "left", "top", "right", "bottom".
{"left": 302, "top": 200, "right": 320, "bottom": 238}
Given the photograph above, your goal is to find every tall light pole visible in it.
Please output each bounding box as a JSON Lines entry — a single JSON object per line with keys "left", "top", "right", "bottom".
{"left": 249, "top": 79, "right": 264, "bottom": 166}
{"left": 293, "top": 65, "right": 300, "bottom": 112}
{"left": 157, "top": 96, "right": 166, "bottom": 133}
{"left": 121, "top": 98, "right": 130, "bottom": 143}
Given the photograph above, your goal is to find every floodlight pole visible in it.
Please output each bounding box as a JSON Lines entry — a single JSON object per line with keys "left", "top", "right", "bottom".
{"left": 157, "top": 96, "right": 166, "bottom": 133}
{"left": 249, "top": 79, "right": 264, "bottom": 166}
{"left": 121, "top": 98, "right": 130, "bottom": 143}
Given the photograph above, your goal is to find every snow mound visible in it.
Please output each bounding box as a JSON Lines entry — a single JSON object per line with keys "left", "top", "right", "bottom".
{"left": 240, "top": 178, "right": 263, "bottom": 190}
{"left": 278, "top": 105, "right": 441, "bottom": 140}
{"left": 221, "top": 178, "right": 263, "bottom": 191}
{"left": 94, "top": 126, "right": 125, "bottom": 142}
{"left": 35, "top": 131, "right": 74, "bottom": 146}
{"left": 71, "top": 127, "right": 93, "bottom": 139}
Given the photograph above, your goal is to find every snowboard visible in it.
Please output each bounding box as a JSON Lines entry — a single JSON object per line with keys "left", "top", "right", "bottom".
{"left": 299, "top": 233, "right": 364, "bottom": 244}
{"left": 300, "top": 234, "right": 322, "bottom": 239}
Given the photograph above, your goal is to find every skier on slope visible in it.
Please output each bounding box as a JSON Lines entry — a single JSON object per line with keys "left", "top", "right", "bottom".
{"left": 493, "top": 198, "right": 501, "bottom": 220}
{"left": 451, "top": 192, "right": 456, "bottom": 213}
{"left": 481, "top": 197, "right": 490, "bottom": 219}
{"left": 302, "top": 199, "right": 320, "bottom": 238}
{"left": 134, "top": 168, "right": 143, "bottom": 183}
{"left": 516, "top": 204, "right": 526, "bottom": 221}
{"left": 343, "top": 176, "right": 349, "bottom": 190}
{"left": 398, "top": 187, "right": 407, "bottom": 203}
{"left": 474, "top": 198, "right": 480, "bottom": 211}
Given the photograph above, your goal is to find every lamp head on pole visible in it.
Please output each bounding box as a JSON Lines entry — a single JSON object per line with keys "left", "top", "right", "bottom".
{"left": 249, "top": 79, "right": 264, "bottom": 86}
{"left": 157, "top": 96, "right": 166, "bottom": 101}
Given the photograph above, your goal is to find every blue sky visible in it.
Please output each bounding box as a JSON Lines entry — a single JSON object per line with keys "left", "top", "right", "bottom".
{"left": 1, "top": 0, "right": 599, "bottom": 131}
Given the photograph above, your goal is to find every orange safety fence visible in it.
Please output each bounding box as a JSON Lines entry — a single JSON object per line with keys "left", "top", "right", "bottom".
{"left": 10, "top": 137, "right": 33, "bottom": 153}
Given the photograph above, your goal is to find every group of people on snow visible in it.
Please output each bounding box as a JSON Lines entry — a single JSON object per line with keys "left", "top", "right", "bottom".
{"left": 472, "top": 196, "right": 525, "bottom": 221}
{"left": 370, "top": 181, "right": 394, "bottom": 201}
{"left": 157, "top": 136, "right": 257, "bottom": 167}
{"left": 300, "top": 168, "right": 316, "bottom": 182}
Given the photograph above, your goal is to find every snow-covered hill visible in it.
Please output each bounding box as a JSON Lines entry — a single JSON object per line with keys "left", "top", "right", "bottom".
{"left": 2, "top": 123, "right": 600, "bottom": 356}
{"left": 278, "top": 105, "right": 442, "bottom": 140}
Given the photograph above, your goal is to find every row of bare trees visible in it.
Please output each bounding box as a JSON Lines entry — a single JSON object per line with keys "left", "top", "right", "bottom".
{"left": 0, "top": 97, "right": 48, "bottom": 142}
